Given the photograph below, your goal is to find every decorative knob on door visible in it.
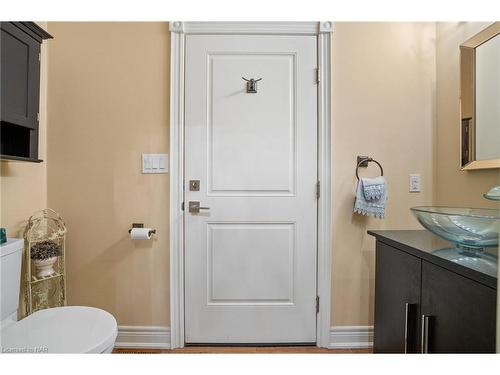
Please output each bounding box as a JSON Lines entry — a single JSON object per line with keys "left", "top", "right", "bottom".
{"left": 188, "top": 201, "right": 210, "bottom": 214}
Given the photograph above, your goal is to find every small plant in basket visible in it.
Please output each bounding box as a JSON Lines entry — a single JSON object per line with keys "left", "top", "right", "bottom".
{"left": 31, "top": 240, "right": 61, "bottom": 278}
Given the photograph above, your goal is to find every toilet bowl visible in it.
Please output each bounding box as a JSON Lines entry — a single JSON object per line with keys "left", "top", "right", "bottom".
{"left": 1, "top": 239, "right": 117, "bottom": 353}
{"left": 1, "top": 306, "right": 117, "bottom": 353}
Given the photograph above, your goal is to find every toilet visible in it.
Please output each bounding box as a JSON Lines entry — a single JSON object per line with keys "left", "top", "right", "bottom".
{"left": 1, "top": 238, "right": 117, "bottom": 353}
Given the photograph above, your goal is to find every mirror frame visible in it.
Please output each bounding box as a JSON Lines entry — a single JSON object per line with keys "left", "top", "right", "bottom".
{"left": 459, "top": 22, "right": 500, "bottom": 170}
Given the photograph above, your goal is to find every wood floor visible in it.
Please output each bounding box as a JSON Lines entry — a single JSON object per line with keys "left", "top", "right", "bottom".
{"left": 113, "top": 346, "right": 372, "bottom": 354}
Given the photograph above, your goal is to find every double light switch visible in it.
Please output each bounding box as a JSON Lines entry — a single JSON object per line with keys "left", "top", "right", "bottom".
{"left": 142, "top": 154, "right": 168, "bottom": 174}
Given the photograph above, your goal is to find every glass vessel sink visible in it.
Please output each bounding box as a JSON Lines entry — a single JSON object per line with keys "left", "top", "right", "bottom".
{"left": 410, "top": 206, "right": 500, "bottom": 251}
{"left": 484, "top": 186, "right": 500, "bottom": 201}
{"left": 411, "top": 206, "right": 499, "bottom": 274}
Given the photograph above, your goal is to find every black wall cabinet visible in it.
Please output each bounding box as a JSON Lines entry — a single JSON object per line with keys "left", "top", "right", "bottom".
{"left": 373, "top": 240, "right": 497, "bottom": 353}
{"left": 0, "top": 22, "right": 52, "bottom": 162}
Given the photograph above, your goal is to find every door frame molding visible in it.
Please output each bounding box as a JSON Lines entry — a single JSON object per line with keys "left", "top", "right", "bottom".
{"left": 169, "top": 21, "right": 333, "bottom": 348}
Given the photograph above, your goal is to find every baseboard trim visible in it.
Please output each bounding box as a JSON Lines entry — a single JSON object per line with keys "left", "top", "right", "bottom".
{"left": 115, "top": 326, "right": 171, "bottom": 349}
{"left": 114, "top": 325, "right": 372, "bottom": 350}
{"left": 329, "top": 326, "right": 373, "bottom": 349}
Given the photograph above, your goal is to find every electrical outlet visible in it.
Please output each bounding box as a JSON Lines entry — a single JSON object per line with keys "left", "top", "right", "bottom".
{"left": 409, "top": 174, "right": 421, "bottom": 192}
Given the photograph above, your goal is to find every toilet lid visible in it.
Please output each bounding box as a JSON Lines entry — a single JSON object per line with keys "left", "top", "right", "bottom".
{"left": 1, "top": 306, "right": 117, "bottom": 353}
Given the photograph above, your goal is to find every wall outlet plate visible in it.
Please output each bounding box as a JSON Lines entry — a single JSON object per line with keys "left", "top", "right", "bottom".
{"left": 142, "top": 154, "right": 168, "bottom": 174}
{"left": 409, "top": 174, "right": 421, "bottom": 192}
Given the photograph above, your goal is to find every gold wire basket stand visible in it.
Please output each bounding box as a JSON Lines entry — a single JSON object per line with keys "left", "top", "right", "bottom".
{"left": 22, "top": 208, "right": 67, "bottom": 317}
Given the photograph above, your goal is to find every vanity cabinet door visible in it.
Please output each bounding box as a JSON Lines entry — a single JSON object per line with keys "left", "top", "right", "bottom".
{"left": 374, "top": 243, "right": 422, "bottom": 353}
{"left": 421, "top": 261, "right": 496, "bottom": 353}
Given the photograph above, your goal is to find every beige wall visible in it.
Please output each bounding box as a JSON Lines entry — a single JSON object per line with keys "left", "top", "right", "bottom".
{"left": 331, "top": 23, "right": 437, "bottom": 325}
{"left": 47, "top": 22, "right": 170, "bottom": 326}
{"left": 38, "top": 22, "right": 498, "bottom": 330}
{"left": 0, "top": 22, "right": 49, "bottom": 237}
{"left": 435, "top": 22, "right": 500, "bottom": 208}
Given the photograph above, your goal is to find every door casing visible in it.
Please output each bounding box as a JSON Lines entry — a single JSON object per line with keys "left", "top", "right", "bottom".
{"left": 169, "top": 21, "right": 333, "bottom": 348}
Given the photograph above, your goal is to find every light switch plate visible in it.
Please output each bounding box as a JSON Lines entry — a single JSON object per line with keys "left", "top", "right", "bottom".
{"left": 409, "top": 174, "right": 421, "bottom": 192}
{"left": 142, "top": 154, "right": 168, "bottom": 174}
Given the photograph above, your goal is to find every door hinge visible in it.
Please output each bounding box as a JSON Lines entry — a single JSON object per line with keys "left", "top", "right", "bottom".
{"left": 316, "top": 67, "right": 320, "bottom": 84}
{"left": 37, "top": 113, "right": 40, "bottom": 122}
{"left": 316, "top": 296, "right": 320, "bottom": 313}
{"left": 181, "top": 201, "right": 185, "bottom": 211}
{"left": 38, "top": 52, "right": 41, "bottom": 62}
{"left": 316, "top": 181, "right": 320, "bottom": 199}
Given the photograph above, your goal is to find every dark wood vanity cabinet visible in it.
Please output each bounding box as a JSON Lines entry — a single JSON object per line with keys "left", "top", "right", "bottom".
{"left": 374, "top": 243, "right": 422, "bottom": 353}
{"left": 371, "top": 231, "right": 497, "bottom": 354}
{"left": 421, "top": 262, "right": 496, "bottom": 353}
{"left": 0, "top": 22, "right": 52, "bottom": 162}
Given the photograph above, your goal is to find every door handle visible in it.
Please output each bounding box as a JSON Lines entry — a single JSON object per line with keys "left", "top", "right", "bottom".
{"left": 420, "top": 315, "right": 431, "bottom": 354}
{"left": 188, "top": 201, "right": 210, "bottom": 214}
{"left": 404, "top": 303, "right": 415, "bottom": 354}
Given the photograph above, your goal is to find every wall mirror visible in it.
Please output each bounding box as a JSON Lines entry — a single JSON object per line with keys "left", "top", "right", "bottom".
{"left": 460, "top": 22, "right": 500, "bottom": 170}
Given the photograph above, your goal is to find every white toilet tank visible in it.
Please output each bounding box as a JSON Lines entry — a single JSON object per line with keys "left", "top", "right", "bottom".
{"left": 1, "top": 238, "right": 24, "bottom": 325}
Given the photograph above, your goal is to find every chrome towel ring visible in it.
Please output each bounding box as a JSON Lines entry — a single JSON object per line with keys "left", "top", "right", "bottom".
{"left": 356, "top": 157, "right": 384, "bottom": 181}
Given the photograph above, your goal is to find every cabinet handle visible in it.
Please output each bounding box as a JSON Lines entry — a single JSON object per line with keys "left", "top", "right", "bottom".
{"left": 404, "top": 303, "right": 413, "bottom": 354}
{"left": 421, "top": 315, "right": 430, "bottom": 354}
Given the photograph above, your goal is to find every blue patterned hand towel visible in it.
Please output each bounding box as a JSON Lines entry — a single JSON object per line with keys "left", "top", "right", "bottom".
{"left": 361, "top": 176, "right": 386, "bottom": 201}
{"left": 353, "top": 177, "right": 387, "bottom": 219}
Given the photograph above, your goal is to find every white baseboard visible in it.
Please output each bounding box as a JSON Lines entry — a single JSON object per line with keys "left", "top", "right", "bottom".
{"left": 328, "top": 326, "right": 373, "bottom": 349}
{"left": 114, "top": 325, "right": 372, "bottom": 350}
{"left": 115, "top": 326, "right": 171, "bottom": 349}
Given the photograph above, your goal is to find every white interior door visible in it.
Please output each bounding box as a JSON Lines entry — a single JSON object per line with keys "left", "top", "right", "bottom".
{"left": 184, "top": 34, "right": 318, "bottom": 343}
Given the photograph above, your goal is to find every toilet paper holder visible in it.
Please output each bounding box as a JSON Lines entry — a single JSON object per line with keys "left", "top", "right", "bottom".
{"left": 128, "top": 223, "right": 156, "bottom": 236}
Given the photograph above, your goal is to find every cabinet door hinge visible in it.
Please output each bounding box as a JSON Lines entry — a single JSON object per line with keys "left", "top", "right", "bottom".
{"left": 316, "top": 67, "right": 320, "bottom": 84}
{"left": 38, "top": 52, "right": 41, "bottom": 62}
{"left": 37, "top": 113, "right": 40, "bottom": 122}
{"left": 181, "top": 201, "right": 185, "bottom": 211}
{"left": 316, "top": 296, "right": 320, "bottom": 313}
{"left": 316, "top": 181, "right": 320, "bottom": 199}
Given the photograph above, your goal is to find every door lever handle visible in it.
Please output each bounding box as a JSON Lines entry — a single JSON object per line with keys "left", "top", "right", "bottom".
{"left": 188, "top": 201, "right": 210, "bottom": 214}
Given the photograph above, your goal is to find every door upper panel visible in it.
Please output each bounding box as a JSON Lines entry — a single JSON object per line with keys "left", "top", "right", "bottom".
{"left": 208, "top": 53, "right": 296, "bottom": 195}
